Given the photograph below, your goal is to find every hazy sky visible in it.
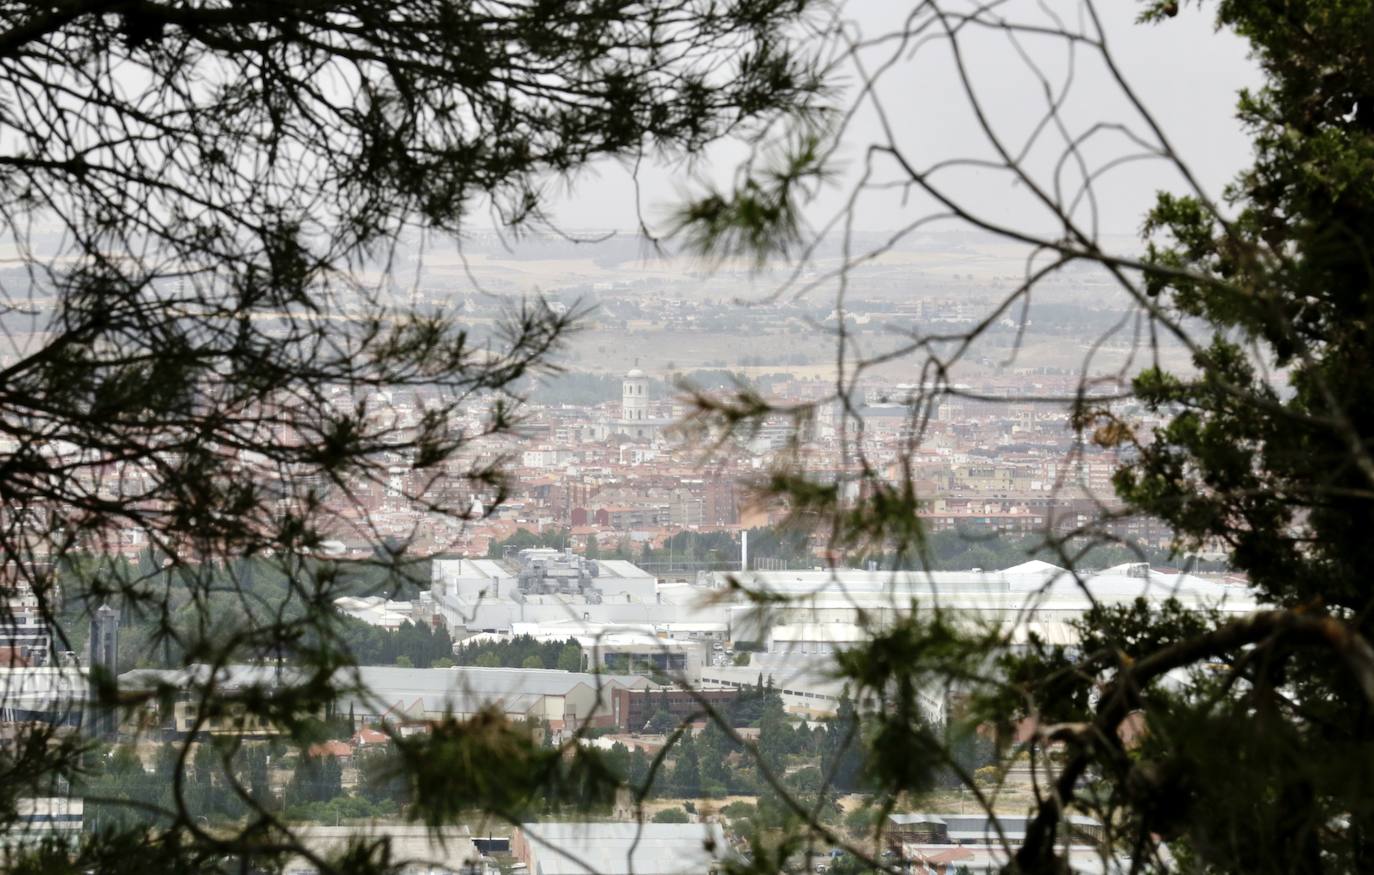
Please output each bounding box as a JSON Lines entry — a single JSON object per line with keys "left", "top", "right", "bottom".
{"left": 528, "top": 0, "right": 1260, "bottom": 243}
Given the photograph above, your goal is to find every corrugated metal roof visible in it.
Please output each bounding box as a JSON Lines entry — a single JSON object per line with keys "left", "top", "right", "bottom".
{"left": 520, "top": 822, "right": 727, "bottom": 875}
{"left": 352, "top": 666, "right": 645, "bottom": 697}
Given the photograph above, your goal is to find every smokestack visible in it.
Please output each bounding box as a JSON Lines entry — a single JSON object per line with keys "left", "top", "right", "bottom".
{"left": 741, "top": 531, "right": 748, "bottom": 572}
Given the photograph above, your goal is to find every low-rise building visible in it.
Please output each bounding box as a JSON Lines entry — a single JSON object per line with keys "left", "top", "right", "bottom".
{"left": 610, "top": 686, "right": 738, "bottom": 731}
{"left": 1, "top": 797, "right": 83, "bottom": 849}
{"left": 886, "top": 813, "right": 1119, "bottom": 875}
{"left": 339, "top": 665, "right": 651, "bottom": 731}
{"left": 282, "top": 825, "right": 490, "bottom": 875}
{"left": 513, "top": 822, "right": 727, "bottom": 875}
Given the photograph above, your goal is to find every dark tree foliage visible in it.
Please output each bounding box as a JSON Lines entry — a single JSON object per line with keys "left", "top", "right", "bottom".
{"left": 671, "top": 1, "right": 1374, "bottom": 874}
{"left": 79, "top": 741, "right": 274, "bottom": 832}
{"left": 356, "top": 744, "right": 410, "bottom": 809}
{"left": 287, "top": 752, "right": 343, "bottom": 806}
{"left": 485, "top": 528, "right": 571, "bottom": 558}
{"left": 0, "top": 0, "right": 823, "bottom": 868}
{"left": 644, "top": 708, "right": 678, "bottom": 735}
{"left": 873, "top": 530, "right": 1227, "bottom": 573}
{"left": 338, "top": 618, "right": 455, "bottom": 669}
{"left": 451, "top": 633, "right": 581, "bottom": 671}
{"left": 818, "top": 688, "right": 864, "bottom": 792}
{"left": 1065, "top": 1, "right": 1374, "bottom": 870}
{"left": 652, "top": 805, "right": 691, "bottom": 823}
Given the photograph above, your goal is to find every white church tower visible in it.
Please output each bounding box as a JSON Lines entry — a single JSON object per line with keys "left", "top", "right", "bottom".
{"left": 622, "top": 367, "right": 649, "bottom": 422}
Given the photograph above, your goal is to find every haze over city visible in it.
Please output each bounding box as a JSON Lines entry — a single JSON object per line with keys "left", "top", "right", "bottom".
{"left": 0, "top": 2, "right": 1365, "bottom": 875}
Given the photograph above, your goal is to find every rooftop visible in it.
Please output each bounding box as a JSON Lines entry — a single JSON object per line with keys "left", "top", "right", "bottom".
{"left": 710, "top": 562, "right": 1256, "bottom": 614}
{"left": 519, "top": 822, "right": 727, "bottom": 875}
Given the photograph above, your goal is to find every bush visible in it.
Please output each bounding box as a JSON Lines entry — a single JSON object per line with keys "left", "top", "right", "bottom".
{"left": 721, "top": 800, "right": 756, "bottom": 819}
{"left": 333, "top": 796, "right": 376, "bottom": 819}
{"left": 843, "top": 806, "right": 879, "bottom": 837}
{"left": 284, "top": 794, "right": 382, "bottom": 824}
{"left": 644, "top": 709, "right": 677, "bottom": 734}
{"left": 786, "top": 766, "right": 823, "bottom": 794}
{"left": 973, "top": 765, "right": 1000, "bottom": 787}
{"left": 652, "top": 807, "right": 691, "bottom": 824}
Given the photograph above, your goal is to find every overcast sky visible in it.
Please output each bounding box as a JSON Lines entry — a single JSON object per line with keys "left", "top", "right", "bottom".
{"left": 527, "top": 0, "right": 1260, "bottom": 244}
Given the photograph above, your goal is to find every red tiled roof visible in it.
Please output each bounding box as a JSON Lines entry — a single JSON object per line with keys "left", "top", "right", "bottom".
{"left": 351, "top": 728, "right": 389, "bottom": 746}
{"left": 308, "top": 739, "right": 353, "bottom": 758}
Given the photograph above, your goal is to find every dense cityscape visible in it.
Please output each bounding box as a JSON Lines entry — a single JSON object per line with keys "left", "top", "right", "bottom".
{"left": 0, "top": 239, "right": 1249, "bottom": 874}
{"left": 0, "top": 1, "right": 1366, "bottom": 875}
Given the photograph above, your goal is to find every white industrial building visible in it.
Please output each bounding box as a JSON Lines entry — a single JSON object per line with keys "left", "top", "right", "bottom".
{"left": 699, "top": 560, "right": 1258, "bottom": 721}
{"left": 339, "top": 665, "right": 651, "bottom": 730}
{"left": 0, "top": 666, "right": 87, "bottom": 726}
{"left": 119, "top": 664, "right": 655, "bottom": 734}
{"left": 700, "top": 651, "right": 857, "bottom": 717}
{"left": 431, "top": 551, "right": 662, "bottom": 635}
{"left": 707, "top": 560, "right": 1258, "bottom": 648}
{"left": 333, "top": 594, "right": 434, "bottom": 630}
{"left": 283, "top": 825, "right": 492, "bottom": 875}
{"left": 513, "top": 822, "right": 728, "bottom": 875}
{"left": 423, "top": 555, "right": 1259, "bottom": 720}
{"left": 886, "top": 813, "right": 1126, "bottom": 874}
{"left": 1, "top": 797, "right": 84, "bottom": 849}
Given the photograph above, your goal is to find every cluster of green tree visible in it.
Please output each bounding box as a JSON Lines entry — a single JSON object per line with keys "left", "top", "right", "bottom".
{"left": 716, "top": 793, "right": 847, "bottom": 846}
{"left": 282, "top": 743, "right": 409, "bottom": 823}
{"left": 596, "top": 727, "right": 749, "bottom": 799}
{"left": 500, "top": 525, "right": 814, "bottom": 569}
{"left": 451, "top": 634, "right": 582, "bottom": 672}
{"left": 84, "top": 736, "right": 427, "bottom": 831}
{"left": 625, "top": 526, "right": 813, "bottom": 569}
{"left": 485, "top": 529, "right": 572, "bottom": 559}
{"left": 651, "top": 806, "right": 691, "bottom": 823}
{"left": 718, "top": 799, "right": 762, "bottom": 838}
{"left": 604, "top": 684, "right": 892, "bottom": 802}
{"left": 336, "top": 618, "right": 455, "bottom": 669}
{"left": 286, "top": 752, "right": 343, "bottom": 806}
{"left": 874, "top": 529, "right": 1229, "bottom": 573}
{"left": 738, "top": 352, "right": 815, "bottom": 367}
{"left": 80, "top": 742, "right": 278, "bottom": 832}
{"left": 740, "top": 527, "right": 815, "bottom": 568}
{"left": 476, "top": 523, "right": 1223, "bottom": 579}
{"left": 359, "top": 723, "right": 606, "bottom": 824}
{"left": 517, "top": 531, "right": 653, "bottom": 565}
{"left": 283, "top": 794, "right": 400, "bottom": 825}
{"left": 632, "top": 530, "right": 740, "bottom": 568}
{"left": 633, "top": 676, "right": 781, "bottom": 732}
{"left": 55, "top": 553, "right": 430, "bottom": 673}
{"left": 726, "top": 676, "right": 789, "bottom": 727}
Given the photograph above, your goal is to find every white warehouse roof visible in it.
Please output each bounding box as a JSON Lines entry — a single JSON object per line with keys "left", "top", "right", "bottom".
{"left": 519, "top": 822, "right": 727, "bottom": 875}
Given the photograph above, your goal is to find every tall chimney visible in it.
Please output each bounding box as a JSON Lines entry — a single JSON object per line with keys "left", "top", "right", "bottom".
{"left": 740, "top": 531, "right": 748, "bottom": 572}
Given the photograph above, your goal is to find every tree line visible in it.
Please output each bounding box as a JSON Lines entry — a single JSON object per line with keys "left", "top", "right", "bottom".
{"left": 490, "top": 526, "right": 814, "bottom": 568}
{"left": 336, "top": 618, "right": 456, "bottom": 670}
{"left": 451, "top": 634, "right": 583, "bottom": 672}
